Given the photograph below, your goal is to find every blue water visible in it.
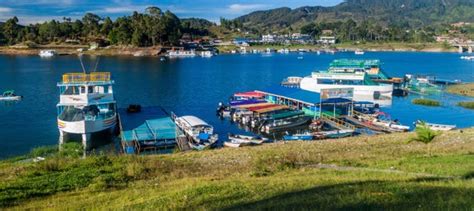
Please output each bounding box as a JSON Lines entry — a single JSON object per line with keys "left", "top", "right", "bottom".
{"left": 0, "top": 52, "right": 473, "bottom": 158}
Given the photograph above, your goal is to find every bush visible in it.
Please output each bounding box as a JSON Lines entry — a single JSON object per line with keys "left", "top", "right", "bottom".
{"left": 412, "top": 98, "right": 441, "bottom": 107}
{"left": 30, "top": 146, "right": 57, "bottom": 158}
{"left": 59, "top": 142, "right": 83, "bottom": 158}
{"left": 457, "top": 101, "right": 474, "bottom": 109}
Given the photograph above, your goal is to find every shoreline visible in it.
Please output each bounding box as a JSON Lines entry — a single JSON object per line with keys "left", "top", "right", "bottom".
{"left": 0, "top": 43, "right": 462, "bottom": 57}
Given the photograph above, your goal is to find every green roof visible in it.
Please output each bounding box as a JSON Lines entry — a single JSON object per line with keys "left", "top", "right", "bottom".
{"left": 329, "top": 59, "right": 381, "bottom": 68}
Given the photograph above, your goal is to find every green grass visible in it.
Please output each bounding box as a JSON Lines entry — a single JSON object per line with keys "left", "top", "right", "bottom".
{"left": 412, "top": 98, "right": 441, "bottom": 107}
{"left": 0, "top": 129, "right": 473, "bottom": 209}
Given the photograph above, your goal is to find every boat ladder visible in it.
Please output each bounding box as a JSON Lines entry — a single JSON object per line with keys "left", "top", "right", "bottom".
{"left": 321, "top": 113, "right": 356, "bottom": 130}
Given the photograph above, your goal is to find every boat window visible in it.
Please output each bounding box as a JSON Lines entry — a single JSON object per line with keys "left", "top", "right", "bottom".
{"left": 80, "top": 86, "right": 86, "bottom": 94}
{"left": 63, "top": 86, "right": 80, "bottom": 95}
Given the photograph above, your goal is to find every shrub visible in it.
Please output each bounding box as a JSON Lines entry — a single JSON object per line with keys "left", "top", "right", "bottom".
{"left": 59, "top": 142, "right": 83, "bottom": 158}
{"left": 412, "top": 98, "right": 441, "bottom": 107}
{"left": 457, "top": 101, "right": 474, "bottom": 109}
{"left": 408, "top": 121, "right": 440, "bottom": 156}
{"left": 30, "top": 146, "right": 57, "bottom": 158}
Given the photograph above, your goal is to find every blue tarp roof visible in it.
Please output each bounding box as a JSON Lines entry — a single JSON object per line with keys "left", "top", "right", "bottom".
{"left": 119, "top": 106, "right": 176, "bottom": 142}
{"left": 256, "top": 86, "right": 351, "bottom": 105}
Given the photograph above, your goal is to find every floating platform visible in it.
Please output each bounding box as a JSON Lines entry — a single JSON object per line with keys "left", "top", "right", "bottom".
{"left": 119, "top": 106, "right": 177, "bottom": 154}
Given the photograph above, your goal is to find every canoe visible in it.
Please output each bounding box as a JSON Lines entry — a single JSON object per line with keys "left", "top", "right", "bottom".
{"left": 228, "top": 134, "right": 268, "bottom": 145}
{"left": 314, "top": 129, "right": 354, "bottom": 139}
{"left": 415, "top": 120, "right": 456, "bottom": 131}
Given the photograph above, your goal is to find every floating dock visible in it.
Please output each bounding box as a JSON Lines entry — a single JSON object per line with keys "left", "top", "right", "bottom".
{"left": 119, "top": 106, "right": 177, "bottom": 154}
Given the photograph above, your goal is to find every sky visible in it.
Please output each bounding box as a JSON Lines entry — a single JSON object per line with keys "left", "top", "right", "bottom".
{"left": 0, "top": 0, "right": 343, "bottom": 24}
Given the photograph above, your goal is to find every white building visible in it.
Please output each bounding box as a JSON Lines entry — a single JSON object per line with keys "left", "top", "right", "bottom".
{"left": 318, "top": 36, "right": 336, "bottom": 44}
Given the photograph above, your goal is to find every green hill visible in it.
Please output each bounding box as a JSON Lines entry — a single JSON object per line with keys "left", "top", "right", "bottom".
{"left": 236, "top": 0, "right": 474, "bottom": 31}
{"left": 0, "top": 129, "right": 473, "bottom": 209}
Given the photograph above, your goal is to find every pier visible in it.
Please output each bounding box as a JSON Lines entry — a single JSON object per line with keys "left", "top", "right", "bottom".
{"left": 119, "top": 107, "right": 176, "bottom": 154}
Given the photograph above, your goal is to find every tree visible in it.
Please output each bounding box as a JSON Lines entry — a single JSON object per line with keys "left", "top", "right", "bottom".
{"left": 408, "top": 121, "right": 440, "bottom": 156}
{"left": 82, "top": 13, "right": 101, "bottom": 38}
{"left": 100, "top": 17, "right": 113, "bottom": 37}
{"left": 3, "top": 16, "right": 19, "bottom": 45}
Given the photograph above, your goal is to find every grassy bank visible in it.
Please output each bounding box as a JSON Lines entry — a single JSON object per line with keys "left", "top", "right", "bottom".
{"left": 1, "top": 129, "right": 473, "bottom": 209}
{"left": 412, "top": 98, "right": 441, "bottom": 106}
{"left": 458, "top": 102, "right": 474, "bottom": 109}
{"left": 447, "top": 83, "right": 474, "bottom": 98}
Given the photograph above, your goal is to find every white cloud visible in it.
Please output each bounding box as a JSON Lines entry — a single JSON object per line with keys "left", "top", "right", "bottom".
{"left": 0, "top": 7, "right": 13, "bottom": 13}
{"left": 226, "top": 4, "right": 268, "bottom": 14}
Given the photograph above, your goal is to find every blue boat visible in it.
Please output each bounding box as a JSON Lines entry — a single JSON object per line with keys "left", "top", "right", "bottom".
{"left": 283, "top": 133, "right": 314, "bottom": 141}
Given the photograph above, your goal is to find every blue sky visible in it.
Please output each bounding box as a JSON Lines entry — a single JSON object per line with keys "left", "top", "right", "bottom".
{"left": 0, "top": 0, "right": 343, "bottom": 24}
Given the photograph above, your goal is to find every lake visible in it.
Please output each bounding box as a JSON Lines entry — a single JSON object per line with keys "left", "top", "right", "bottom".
{"left": 0, "top": 52, "right": 473, "bottom": 158}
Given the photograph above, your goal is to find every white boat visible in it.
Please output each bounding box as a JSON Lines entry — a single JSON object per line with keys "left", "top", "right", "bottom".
{"left": 228, "top": 134, "right": 268, "bottom": 145}
{"left": 415, "top": 120, "right": 456, "bottom": 131}
{"left": 314, "top": 129, "right": 354, "bottom": 139}
{"left": 372, "top": 119, "right": 410, "bottom": 132}
{"left": 174, "top": 115, "right": 218, "bottom": 150}
{"left": 223, "top": 139, "right": 253, "bottom": 148}
{"left": 168, "top": 49, "right": 196, "bottom": 58}
{"left": 460, "top": 56, "right": 474, "bottom": 61}
{"left": 57, "top": 72, "right": 117, "bottom": 150}
{"left": 0, "top": 90, "right": 22, "bottom": 101}
{"left": 39, "top": 50, "right": 56, "bottom": 57}
{"left": 355, "top": 50, "right": 365, "bottom": 55}
{"left": 200, "top": 51, "right": 214, "bottom": 58}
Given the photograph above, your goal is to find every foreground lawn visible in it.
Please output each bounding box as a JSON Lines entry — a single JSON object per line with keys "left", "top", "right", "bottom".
{"left": 0, "top": 129, "right": 473, "bottom": 209}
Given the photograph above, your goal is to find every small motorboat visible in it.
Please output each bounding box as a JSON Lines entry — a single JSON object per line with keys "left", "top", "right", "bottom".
{"left": 314, "top": 129, "right": 354, "bottom": 139}
{"left": 263, "top": 116, "right": 312, "bottom": 133}
{"left": 223, "top": 139, "right": 253, "bottom": 148}
{"left": 415, "top": 120, "right": 456, "bottom": 131}
{"left": 460, "top": 56, "right": 474, "bottom": 61}
{"left": 0, "top": 90, "right": 22, "bottom": 101}
{"left": 354, "top": 50, "right": 365, "bottom": 55}
{"left": 228, "top": 134, "right": 268, "bottom": 145}
{"left": 372, "top": 119, "right": 410, "bottom": 132}
{"left": 283, "top": 132, "right": 314, "bottom": 141}
{"left": 126, "top": 104, "right": 142, "bottom": 113}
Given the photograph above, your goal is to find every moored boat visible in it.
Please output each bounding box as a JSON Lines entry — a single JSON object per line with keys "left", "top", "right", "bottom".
{"left": 283, "top": 132, "right": 314, "bottom": 141}
{"left": 174, "top": 115, "right": 218, "bottom": 150}
{"left": 262, "top": 116, "right": 312, "bottom": 133}
{"left": 314, "top": 129, "right": 354, "bottom": 139}
{"left": 355, "top": 50, "right": 365, "bottom": 55}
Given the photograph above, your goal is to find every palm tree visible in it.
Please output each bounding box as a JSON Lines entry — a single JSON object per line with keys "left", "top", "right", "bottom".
{"left": 408, "top": 121, "right": 440, "bottom": 156}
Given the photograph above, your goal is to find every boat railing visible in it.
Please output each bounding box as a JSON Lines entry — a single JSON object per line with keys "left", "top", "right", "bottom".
{"left": 321, "top": 113, "right": 356, "bottom": 130}
{"left": 62, "top": 72, "right": 111, "bottom": 83}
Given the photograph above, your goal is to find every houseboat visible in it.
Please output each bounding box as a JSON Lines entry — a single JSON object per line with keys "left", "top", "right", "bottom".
{"left": 300, "top": 70, "right": 393, "bottom": 101}
{"left": 174, "top": 115, "right": 218, "bottom": 150}
{"left": 57, "top": 72, "right": 117, "bottom": 150}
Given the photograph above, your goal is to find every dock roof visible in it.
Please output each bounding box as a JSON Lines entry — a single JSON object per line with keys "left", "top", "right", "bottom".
{"left": 330, "top": 59, "right": 381, "bottom": 68}
{"left": 256, "top": 86, "right": 322, "bottom": 105}
{"left": 256, "top": 86, "right": 352, "bottom": 106}
{"left": 119, "top": 106, "right": 176, "bottom": 142}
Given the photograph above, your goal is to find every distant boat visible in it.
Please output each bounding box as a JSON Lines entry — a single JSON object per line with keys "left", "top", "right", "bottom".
{"left": 297, "top": 56, "right": 304, "bottom": 60}
{"left": 199, "top": 51, "right": 214, "bottom": 58}
{"left": 355, "top": 50, "right": 365, "bottom": 55}
{"left": 460, "top": 56, "right": 474, "bottom": 61}
{"left": 415, "top": 120, "right": 456, "bottom": 131}
{"left": 160, "top": 57, "right": 166, "bottom": 61}
{"left": 39, "top": 50, "right": 56, "bottom": 57}
{"left": 168, "top": 49, "right": 196, "bottom": 58}
{"left": 0, "top": 90, "right": 22, "bottom": 101}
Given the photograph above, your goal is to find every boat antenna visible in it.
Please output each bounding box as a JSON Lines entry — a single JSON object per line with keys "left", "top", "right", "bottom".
{"left": 92, "top": 56, "right": 100, "bottom": 72}
{"left": 78, "top": 54, "right": 87, "bottom": 74}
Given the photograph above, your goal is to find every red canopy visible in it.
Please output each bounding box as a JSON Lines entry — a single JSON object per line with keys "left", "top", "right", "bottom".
{"left": 247, "top": 104, "right": 279, "bottom": 112}
{"left": 234, "top": 91, "right": 265, "bottom": 98}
